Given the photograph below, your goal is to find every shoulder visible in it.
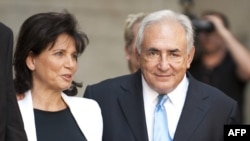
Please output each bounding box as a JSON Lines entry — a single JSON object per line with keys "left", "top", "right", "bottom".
{"left": 62, "top": 94, "right": 103, "bottom": 140}
{"left": 93, "top": 73, "right": 133, "bottom": 87}
{"left": 84, "top": 72, "right": 140, "bottom": 98}
{"left": 63, "top": 94, "right": 100, "bottom": 109}
{"left": 0, "top": 22, "right": 12, "bottom": 35}
{"left": 189, "top": 73, "right": 237, "bottom": 106}
{"left": 62, "top": 94, "right": 102, "bottom": 122}
{"left": 84, "top": 73, "right": 134, "bottom": 95}
{"left": 86, "top": 71, "right": 141, "bottom": 92}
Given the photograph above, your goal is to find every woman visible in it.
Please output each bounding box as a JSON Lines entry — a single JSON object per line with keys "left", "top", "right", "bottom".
{"left": 14, "top": 11, "right": 103, "bottom": 141}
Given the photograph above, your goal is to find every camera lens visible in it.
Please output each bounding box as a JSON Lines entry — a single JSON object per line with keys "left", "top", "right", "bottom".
{"left": 192, "top": 19, "right": 215, "bottom": 33}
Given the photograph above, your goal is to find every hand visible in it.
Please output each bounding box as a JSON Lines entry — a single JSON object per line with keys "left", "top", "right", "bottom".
{"left": 203, "top": 15, "right": 228, "bottom": 35}
{"left": 16, "top": 93, "right": 25, "bottom": 101}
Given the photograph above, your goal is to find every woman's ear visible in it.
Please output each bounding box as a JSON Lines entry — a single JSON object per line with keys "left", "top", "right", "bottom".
{"left": 26, "top": 51, "right": 36, "bottom": 71}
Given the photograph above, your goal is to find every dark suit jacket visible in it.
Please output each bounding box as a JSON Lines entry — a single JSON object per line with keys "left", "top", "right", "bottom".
{"left": 84, "top": 70, "right": 240, "bottom": 141}
{"left": 0, "top": 22, "right": 27, "bottom": 141}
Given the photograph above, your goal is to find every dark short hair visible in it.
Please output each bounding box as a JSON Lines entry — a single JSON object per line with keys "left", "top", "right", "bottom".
{"left": 14, "top": 11, "right": 88, "bottom": 96}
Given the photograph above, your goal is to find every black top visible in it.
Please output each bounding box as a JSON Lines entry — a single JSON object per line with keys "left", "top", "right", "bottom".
{"left": 189, "top": 52, "right": 246, "bottom": 118}
{"left": 34, "top": 107, "right": 87, "bottom": 141}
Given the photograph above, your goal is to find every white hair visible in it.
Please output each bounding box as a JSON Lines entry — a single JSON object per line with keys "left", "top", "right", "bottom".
{"left": 136, "top": 9, "right": 194, "bottom": 53}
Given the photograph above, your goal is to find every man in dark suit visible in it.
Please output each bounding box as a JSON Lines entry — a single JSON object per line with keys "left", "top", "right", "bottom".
{"left": 84, "top": 9, "right": 240, "bottom": 141}
{"left": 0, "top": 22, "right": 27, "bottom": 141}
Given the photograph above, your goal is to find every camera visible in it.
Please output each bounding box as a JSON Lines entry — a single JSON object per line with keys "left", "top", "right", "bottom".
{"left": 191, "top": 19, "right": 215, "bottom": 33}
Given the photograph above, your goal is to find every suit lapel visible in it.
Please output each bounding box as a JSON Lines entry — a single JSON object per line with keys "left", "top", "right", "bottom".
{"left": 174, "top": 73, "right": 210, "bottom": 141}
{"left": 62, "top": 94, "right": 89, "bottom": 141}
{"left": 18, "top": 90, "right": 37, "bottom": 141}
{"left": 116, "top": 71, "right": 210, "bottom": 141}
{"left": 118, "top": 70, "right": 149, "bottom": 141}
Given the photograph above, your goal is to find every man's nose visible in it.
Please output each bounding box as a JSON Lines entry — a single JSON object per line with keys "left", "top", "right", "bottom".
{"left": 157, "top": 54, "right": 170, "bottom": 71}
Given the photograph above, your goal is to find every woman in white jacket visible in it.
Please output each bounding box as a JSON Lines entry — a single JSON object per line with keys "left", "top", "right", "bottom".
{"left": 14, "top": 11, "right": 103, "bottom": 141}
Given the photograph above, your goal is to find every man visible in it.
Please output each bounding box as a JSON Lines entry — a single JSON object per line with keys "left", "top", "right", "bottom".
{"left": 124, "top": 12, "right": 146, "bottom": 73}
{"left": 0, "top": 22, "right": 27, "bottom": 141}
{"left": 84, "top": 10, "right": 240, "bottom": 141}
{"left": 189, "top": 11, "right": 250, "bottom": 121}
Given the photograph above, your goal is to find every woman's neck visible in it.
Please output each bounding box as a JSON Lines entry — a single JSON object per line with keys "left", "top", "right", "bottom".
{"left": 30, "top": 89, "right": 67, "bottom": 111}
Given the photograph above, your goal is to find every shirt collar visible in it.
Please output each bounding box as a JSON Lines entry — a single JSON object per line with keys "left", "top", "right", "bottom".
{"left": 142, "top": 74, "right": 189, "bottom": 106}
{"left": 167, "top": 74, "right": 189, "bottom": 107}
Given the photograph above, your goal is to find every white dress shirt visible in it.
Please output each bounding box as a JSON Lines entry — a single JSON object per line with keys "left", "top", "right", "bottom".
{"left": 142, "top": 74, "right": 189, "bottom": 141}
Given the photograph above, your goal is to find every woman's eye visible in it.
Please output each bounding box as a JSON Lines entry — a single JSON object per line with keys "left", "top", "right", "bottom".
{"left": 55, "top": 52, "right": 63, "bottom": 56}
{"left": 72, "top": 54, "right": 78, "bottom": 60}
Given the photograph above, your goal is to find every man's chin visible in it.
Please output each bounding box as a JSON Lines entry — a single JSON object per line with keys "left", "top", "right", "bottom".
{"left": 154, "top": 86, "right": 173, "bottom": 94}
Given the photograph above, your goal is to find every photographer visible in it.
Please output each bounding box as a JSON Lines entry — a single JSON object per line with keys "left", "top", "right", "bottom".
{"left": 189, "top": 11, "right": 250, "bottom": 123}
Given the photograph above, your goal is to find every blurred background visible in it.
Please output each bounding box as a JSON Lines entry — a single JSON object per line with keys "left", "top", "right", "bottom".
{"left": 1, "top": 0, "right": 250, "bottom": 123}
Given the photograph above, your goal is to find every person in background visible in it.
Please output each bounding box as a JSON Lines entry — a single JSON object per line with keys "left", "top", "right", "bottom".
{"left": 84, "top": 9, "right": 240, "bottom": 141}
{"left": 189, "top": 11, "right": 250, "bottom": 122}
{"left": 0, "top": 22, "right": 27, "bottom": 141}
{"left": 124, "top": 12, "right": 146, "bottom": 73}
{"left": 14, "top": 11, "right": 102, "bottom": 141}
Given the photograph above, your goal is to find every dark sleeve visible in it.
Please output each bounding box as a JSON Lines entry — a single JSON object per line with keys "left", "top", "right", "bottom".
{"left": 1, "top": 22, "right": 27, "bottom": 141}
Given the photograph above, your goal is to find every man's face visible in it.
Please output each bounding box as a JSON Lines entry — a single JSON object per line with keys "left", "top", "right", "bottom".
{"left": 139, "top": 21, "right": 194, "bottom": 94}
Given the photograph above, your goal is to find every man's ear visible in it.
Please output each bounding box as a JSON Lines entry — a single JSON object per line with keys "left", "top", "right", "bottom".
{"left": 125, "top": 46, "right": 130, "bottom": 61}
{"left": 26, "top": 51, "right": 36, "bottom": 71}
{"left": 135, "top": 48, "right": 140, "bottom": 61}
{"left": 187, "top": 47, "right": 195, "bottom": 69}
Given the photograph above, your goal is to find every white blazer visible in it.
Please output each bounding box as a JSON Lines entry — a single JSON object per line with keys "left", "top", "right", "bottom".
{"left": 18, "top": 90, "right": 103, "bottom": 141}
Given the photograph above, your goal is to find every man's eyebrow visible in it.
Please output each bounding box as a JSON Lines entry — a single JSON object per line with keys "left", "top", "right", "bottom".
{"left": 146, "top": 47, "right": 160, "bottom": 52}
{"left": 168, "top": 48, "right": 179, "bottom": 53}
{"left": 144, "top": 48, "right": 180, "bottom": 53}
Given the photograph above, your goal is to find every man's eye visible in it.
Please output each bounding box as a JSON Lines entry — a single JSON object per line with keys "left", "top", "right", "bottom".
{"left": 148, "top": 51, "right": 158, "bottom": 56}
{"left": 171, "top": 53, "right": 179, "bottom": 57}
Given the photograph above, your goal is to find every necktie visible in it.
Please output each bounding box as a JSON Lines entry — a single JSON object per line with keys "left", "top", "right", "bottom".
{"left": 153, "top": 94, "right": 172, "bottom": 141}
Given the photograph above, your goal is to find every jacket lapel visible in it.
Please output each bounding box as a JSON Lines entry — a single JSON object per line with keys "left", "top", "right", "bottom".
{"left": 118, "top": 70, "right": 149, "bottom": 141}
{"left": 18, "top": 90, "right": 37, "bottom": 141}
{"left": 174, "top": 73, "right": 210, "bottom": 141}
{"left": 61, "top": 94, "right": 88, "bottom": 137}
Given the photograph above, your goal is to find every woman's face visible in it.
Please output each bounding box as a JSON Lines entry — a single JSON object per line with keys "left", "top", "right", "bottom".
{"left": 26, "top": 33, "right": 78, "bottom": 92}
